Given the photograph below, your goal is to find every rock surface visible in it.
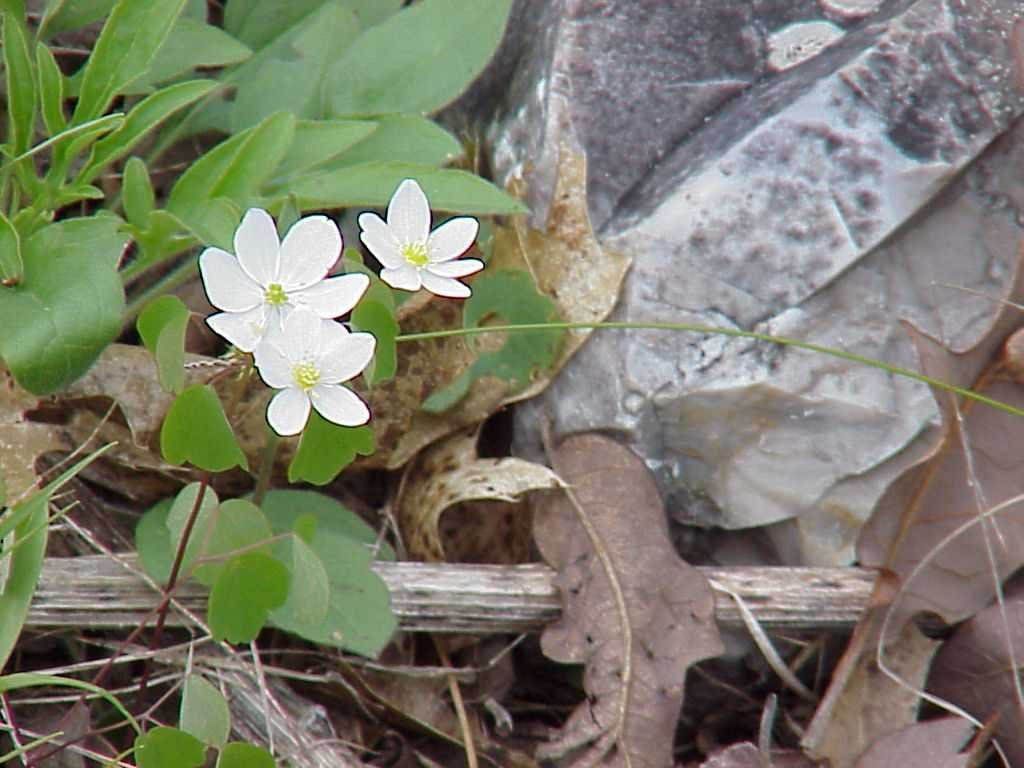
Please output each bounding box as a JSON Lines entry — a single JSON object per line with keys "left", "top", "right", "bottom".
{"left": 485, "top": 0, "right": 1024, "bottom": 563}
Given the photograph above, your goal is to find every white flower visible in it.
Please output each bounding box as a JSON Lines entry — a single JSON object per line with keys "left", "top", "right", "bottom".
{"left": 357, "top": 179, "right": 483, "bottom": 298}
{"left": 253, "top": 308, "right": 375, "bottom": 436}
{"left": 200, "top": 208, "right": 369, "bottom": 352}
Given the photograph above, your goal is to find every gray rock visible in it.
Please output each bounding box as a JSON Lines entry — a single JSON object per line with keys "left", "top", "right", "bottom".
{"left": 492, "top": 0, "right": 1024, "bottom": 564}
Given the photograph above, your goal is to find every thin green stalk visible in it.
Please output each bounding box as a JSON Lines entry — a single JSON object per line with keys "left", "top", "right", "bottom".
{"left": 395, "top": 321, "right": 1024, "bottom": 419}
{"left": 123, "top": 256, "right": 198, "bottom": 322}
{"left": 252, "top": 427, "right": 279, "bottom": 507}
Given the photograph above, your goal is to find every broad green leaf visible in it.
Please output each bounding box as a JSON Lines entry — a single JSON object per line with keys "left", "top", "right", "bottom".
{"left": 134, "top": 726, "right": 205, "bottom": 768}
{"left": 135, "top": 498, "right": 174, "bottom": 583}
{"left": 184, "top": 498, "right": 273, "bottom": 586}
{"left": 3, "top": 13, "right": 36, "bottom": 155}
{"left": 0, "top": 212, "right": 22, "bottom": 284}
{"left": 261, "top": 490, "right": 393, "bottom": 557}
{"left": 163, "top": 481, "right": 219, "bottom": 575}
{"left": 82, "top": 79, "right": 217, "bottom": 181}
{"left": 261, "top": 490, "right": 395, "bottom": 656}
{"left": 288, "top": 413, "right": 375, "bottom": 486}
{"left": 422, "top": 270, "right": 564, "bottom": 412}
{"left": 39, "top": 0, "right": 116, "bottom": 38}
{"left": 223, "top": 0, "right": 325, "bottom": 50}
{"left": 160, "top": 385, "right": 248, "bottom": 471}
{"left": 216, "top": 742, "right": 274, "bottom": 768}
{"left": 0, "top": 216, "right": 127, "bottom": 394}
{"left": 342, "top": 0, "right": 403, "bottom": 28}
{"left": 208, "top": 552, "right": 288, "bottom": 643}
{"left": 225, "top": 3, "right": 359, "bottom": 133}
{"left": 180, "top": 674, "right": 230, "bottom": 748}
{"left": 167, "top": 111, "right": 295, "bottom": 224}
{"left": 72, "top": 0, "right": 188, "bottom": 124}
{"left": 269, "top": 533, "right": 329, "bottom": 627}
{"left": 281, "top": 161, "right": 527, "bottom": 215}
{"left": 326, "top": 0, "right": 513, "bottom": 116}
{"left": 124, "top": 17, "right": 250, "bottom": 94}
{"left": 136, "top": 293, "right": 187, "bottom": 393}
{"left": 351, "top": 299, "right": 397, "bottom": 385}
{"left": 122, "top": 156, "right": 155, "bottom": 226}
{"left": 0, "top": 449, "right": 111, "bottom": 672}
{"left": 35, "top": 43, "right": 66, "bottom": 135}
{"left": 327, "top": 114, "right": 461, "bottom": 168}
{"left": 171, "top": 197, "right": 240, "bottom": 251}
{"left": 273, "top": 119, "right": 377, "bottom": 180}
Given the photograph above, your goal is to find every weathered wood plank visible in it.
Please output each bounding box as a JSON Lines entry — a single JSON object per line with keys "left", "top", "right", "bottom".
{"left": 29, "top": 555, "right": 875, "bottom": 633}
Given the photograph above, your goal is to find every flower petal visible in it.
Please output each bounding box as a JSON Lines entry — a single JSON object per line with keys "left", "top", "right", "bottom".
{"left": 420, "top": 271, "right": 472, "bottom": 298}
{"left": 379, "top": 264, "right": 422, "bottom": 292}
{"left": 358, "top": 212, "right": 404, "bottom": 269}
{"left": 235, "top": 208, "right": 280, "bottom": 285}
{"left": 386, "top": 179, "right": 430, "bottom": 244}
{"left": 310, "top": 384, "right": 370, "bottom": 427}
{"left": 294, "top": 273, "right": 369, "bottom": 318}
{"left": 206, "top": 307, "right": 267, "bottom": 352}
{"left": 320, "top": 331, "right": 376, "bottom": 383}
{"left": 253, "top": 339, "right": 294, "bottom": 388}
{"left": 427, "top": 217, "right": 479, "bottom": 263}
{"left": 281, "top": 306, "right": 323, "bottom": 360}
{"left": 199, "top": 248, "right": 263, "bottom": 312}
{"left": 425, "top": 258, "right": 484, "bottom": 279}
{"left": 278, "top": 215, "right": 342, "bottom": 290}
{"left": 267, "top": 388, "right": 311, "bottom": 436}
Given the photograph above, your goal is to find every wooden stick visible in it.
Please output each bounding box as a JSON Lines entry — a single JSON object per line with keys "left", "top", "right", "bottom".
{"left": 30, "top": 555, "right": 875, "bottom": 634}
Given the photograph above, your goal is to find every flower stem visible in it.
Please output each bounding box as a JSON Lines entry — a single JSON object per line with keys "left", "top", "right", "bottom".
{"left": 395, "top": 320, "right": 1024, "bottom": 419}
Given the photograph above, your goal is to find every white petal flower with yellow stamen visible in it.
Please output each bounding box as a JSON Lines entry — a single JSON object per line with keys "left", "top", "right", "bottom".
{"left": 357, "top": 178, "right": 483, "bottom": 299}
{"left": 199, "top": 208, "right": 369, "bottom": 352}
{"left": 253, "top": 308, "right": 375, "bottom": 436}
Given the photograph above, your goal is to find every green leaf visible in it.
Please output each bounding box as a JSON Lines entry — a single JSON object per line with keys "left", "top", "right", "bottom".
{"left": 163, "top": 481, "right": 219, "bottom": 574}
{"left": 351, "top": 299, "right": 397, "bottom": 385}
{"left": 135, "top": 497, "right": 174, "bottom": 583}
{"left": 180, "top": 674, "right": 230, "bottom": 748}
{"left": 216, "top": 742, "right": 275, "bottom": 768}
{"left": 270, "top": 533, "right": 329, "bottom": 627}
{"left": 160, "top": 385, "right": 248, "bottom": 472}
{"left": 81, "top": 79, "right": 218, "bottom": 181}
{"left": 422, "top": 270, "right": 564, "bottom": 412}
{"left": 35, "top": 43, "right": 66, "bottom": 135}
{"left": 188, "top": 498, "right": 273, "bottom": 586}
{"left": 0, "top": 216, "right": 127, "bottom": 394}
{"left": 0, "top": 211, "right": 23, "bottom": 285}
{"left": 208, "top": 553, "right": 288, "bottom": 643}
{"left": 260, "top": 490, "right": 395, "bottom": 656}
{"left": 326, "top": 0, "right": 513, "bottom": 116}
{"left": 288, "top": 413, "right": 374, "bottom": 486}
{"left": 39, "top": 0, "right": 116, "bottom": 38}
{"left": 273, "top": 119, "right": 377, "bottom": 180}
{"left": 3, "top": 13, "right": 36, "bottom": 155}
{"left": 136, "top": 294, "right": 188, "bottom": 393}
{"left": 167, "top": 111, "right": 295, "bottom": 225}
{"left": 327, "top": 114, "right": 461, "bottom": 168}
{"left": 223, "top": 0, "right": 325, "bottom": 50}
{"left": 122, "top": 156, "right": 155, "bottom": 226}
{"left": 0, "top": 448, "right": 111, "bottom": 672}
{"left": 134, "top": 726, "right": 205, "bottom": 768}
{"left": 72, "top": 0, "right": 188, "bottom": 124}
{"left": 341, "top": 0, "right": 403, "bottom": 28}
{"left": 281, "top": 161, "right": 526, "bottom": 215}
{"left": 225, "top": 3, "right": 360, "bottom": 133}
{"left": 124, "top": 17, "right": 250, "bottom": 94}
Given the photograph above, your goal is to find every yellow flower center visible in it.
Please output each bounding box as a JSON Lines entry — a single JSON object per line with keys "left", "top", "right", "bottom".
{"left": 265, "top": 283, "right": 288, "bottom": 306}
{"left": 292, "top": 361, "right": 321, "bottom": 391}
{"left": 400, "top": 242, "right": 429, "bottom": 267}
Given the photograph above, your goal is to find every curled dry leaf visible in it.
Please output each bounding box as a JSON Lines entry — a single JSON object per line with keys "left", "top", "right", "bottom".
{"left": 535, "top": 433, "right": 723, "bottom": 768}
{"left": 397, "top": 425, "right": 563, "bottom": 562}
{"left": 361, "top": 145, "right": 631, "bottom": 470}
{"left": 927, "top": 583, "right": 1024, "bottom": 767}
{"left": 699, "top": 742, "right": 824, "bottom": 768}
{"left": 853, "top": 717, "right": 978, "bottom": 768}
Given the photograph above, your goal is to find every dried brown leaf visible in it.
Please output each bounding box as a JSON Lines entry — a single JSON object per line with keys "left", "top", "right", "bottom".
{"left": 853, "top": 717, "right": 978, "bottom": 768}
{"left": 0, "top": 368, "right": 67, "bottom": 501}
{"left": 927, "top": 584, "right": 1024, "bottom": 766}
{"left": 699, "top": 743, "right": 823, "bottom": 768}
{"left": 535, "top": 433, "right": 723, "bottom": 768}
{"left": 397, "top": 426, "right": 562, "bottom": 562}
